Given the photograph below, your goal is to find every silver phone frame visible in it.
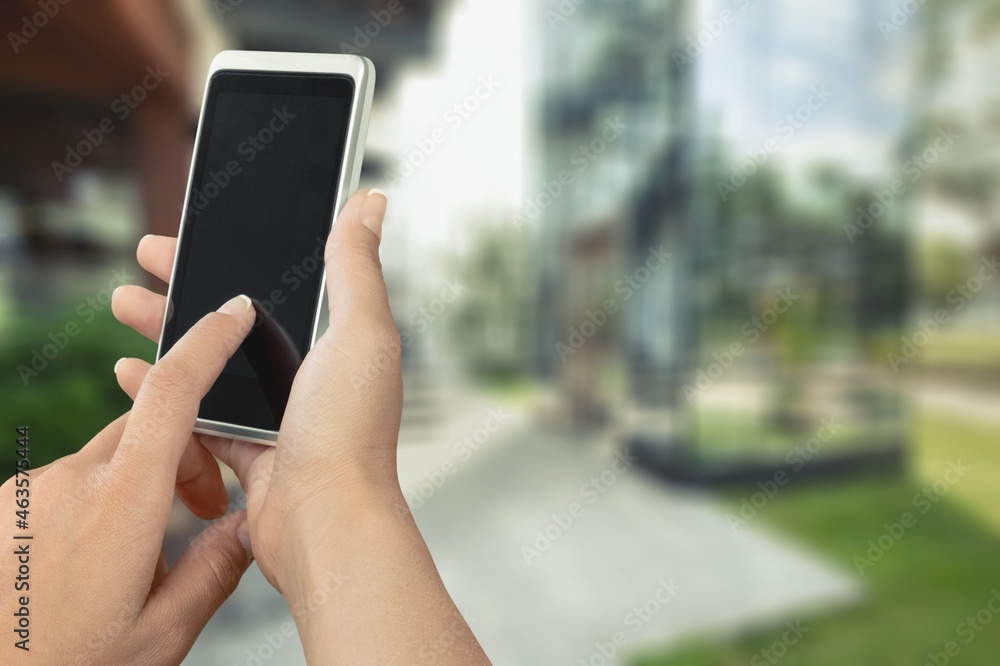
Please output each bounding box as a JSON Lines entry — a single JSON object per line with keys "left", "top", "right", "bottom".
{"left": 155, "top": 50, "right": 375, "bottom": 446}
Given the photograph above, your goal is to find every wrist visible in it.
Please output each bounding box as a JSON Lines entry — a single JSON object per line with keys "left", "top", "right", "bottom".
{"left": 280, "top": 476, "right": 412, "bottom": 612}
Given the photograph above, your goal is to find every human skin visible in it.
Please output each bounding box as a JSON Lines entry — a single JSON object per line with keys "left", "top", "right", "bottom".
{"left": 109, "top": 188, "right": 490, "bottom": 664}
{"left": 0, "top": 294, "right": 258, "bottom": 664}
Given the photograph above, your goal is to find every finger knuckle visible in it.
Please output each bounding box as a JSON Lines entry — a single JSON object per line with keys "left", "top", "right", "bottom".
{"left": 201, "top": 539, "right": 245, "bottom": 597}
{"left": 195, "top": 311, "right": 243, "bottom": 344}
{"left": 143, "top": 362, "right": 194, "bottom": 398}
{"left": 133, "top": 615, "right": 184, "bottom": 666}
{"left": 361, "top": 321, "right": 402, "bottom": 366}
{"left": 327, "top": 226, "right": 379, "bottom": 266}
{"left": 84, "top": 461, "right": 116, "bottom": 496}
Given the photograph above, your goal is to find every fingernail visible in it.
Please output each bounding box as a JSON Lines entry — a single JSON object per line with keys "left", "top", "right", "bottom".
{"left": 218, "top": 294, "right": 252, "bottom": 315}
{"left": 360, "top": 188, "right": 388, "bottom": 239}
{"left": 236, "top": 518, "right": 253, "bottom": 561}
{"left": 114, "top": 357, "right": 126, "bottom": 374}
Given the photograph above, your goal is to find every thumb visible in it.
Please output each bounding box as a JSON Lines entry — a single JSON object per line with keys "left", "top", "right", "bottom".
{"left": 324, "top": 188, "right": 390, "bottom": 321}
{"left": 141, "top": 510, "right": 253, "bottom": 652}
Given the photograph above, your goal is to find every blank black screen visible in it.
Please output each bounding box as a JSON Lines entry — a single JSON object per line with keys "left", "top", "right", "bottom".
{"left": 161, "top": 71, "right": 353, "bottom": 432}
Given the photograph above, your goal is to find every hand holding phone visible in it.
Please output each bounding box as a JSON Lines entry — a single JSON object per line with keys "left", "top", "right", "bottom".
{"left": 158, "top": 51, "right": 375, "bottom": 444}
{"left": 113, "top": 189, "right": 487, "bottom": 664}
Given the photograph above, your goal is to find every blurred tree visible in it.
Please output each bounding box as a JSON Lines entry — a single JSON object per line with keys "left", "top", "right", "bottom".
{"left": 918, "top": 239, "right": 970, "bottom": 306}
{"left": 446, "top": 219, "right": 537, "bottom": 382}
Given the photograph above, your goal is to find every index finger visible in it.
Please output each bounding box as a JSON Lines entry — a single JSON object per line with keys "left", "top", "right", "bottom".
{"left": 113, "top": 294, "right": 255, "bottom": 501}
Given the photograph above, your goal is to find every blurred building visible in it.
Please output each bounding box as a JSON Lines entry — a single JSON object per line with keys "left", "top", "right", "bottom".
{"left": 0, "top": 0, "right": 209, "bottom": 310}
{"left": 0, "top": 0, "right": 444, "bottom": 306}
{"left": 534, "top": 0, "right": 911, "bottom": 483}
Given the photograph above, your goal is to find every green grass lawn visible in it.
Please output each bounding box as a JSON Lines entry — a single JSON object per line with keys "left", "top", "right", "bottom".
{"left": 634, "top": 410, "right": 1000, "bottom": 666}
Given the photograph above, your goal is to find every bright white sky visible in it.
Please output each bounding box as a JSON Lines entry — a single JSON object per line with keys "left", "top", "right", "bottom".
{"left": 368, "top": 0, "right": 527, "bottom": 280}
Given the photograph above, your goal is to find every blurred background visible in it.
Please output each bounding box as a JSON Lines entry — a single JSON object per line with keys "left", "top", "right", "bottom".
{"left": 2, "top": 0, "right": 1000, "bottom": 664}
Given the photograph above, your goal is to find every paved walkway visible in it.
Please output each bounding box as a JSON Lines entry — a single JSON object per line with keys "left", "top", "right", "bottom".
{"left": 915, "top": 382, "right": 1000, "bottom": 425}
{"left": 400, "top": 414, "right": 859, "bottom": 665}
{"left": 183, "top": 396, "right": 860, "bottom": 665}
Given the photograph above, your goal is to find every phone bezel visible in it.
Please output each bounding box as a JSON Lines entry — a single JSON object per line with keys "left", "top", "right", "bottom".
{"left": 156, "top": 50, "right": 375, "bottom": 445}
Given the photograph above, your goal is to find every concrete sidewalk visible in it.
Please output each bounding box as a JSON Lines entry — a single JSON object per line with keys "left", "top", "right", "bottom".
{"left": 400, "top": 415, "right": 860, "bottom": 665}
{"left": 915, "top": 382, "right": 1000, "bottom": 425}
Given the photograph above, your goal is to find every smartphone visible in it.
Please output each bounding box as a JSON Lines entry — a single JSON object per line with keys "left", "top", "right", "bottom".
{"left": 157, "top": 50, "right": 375, "bottom": 445}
